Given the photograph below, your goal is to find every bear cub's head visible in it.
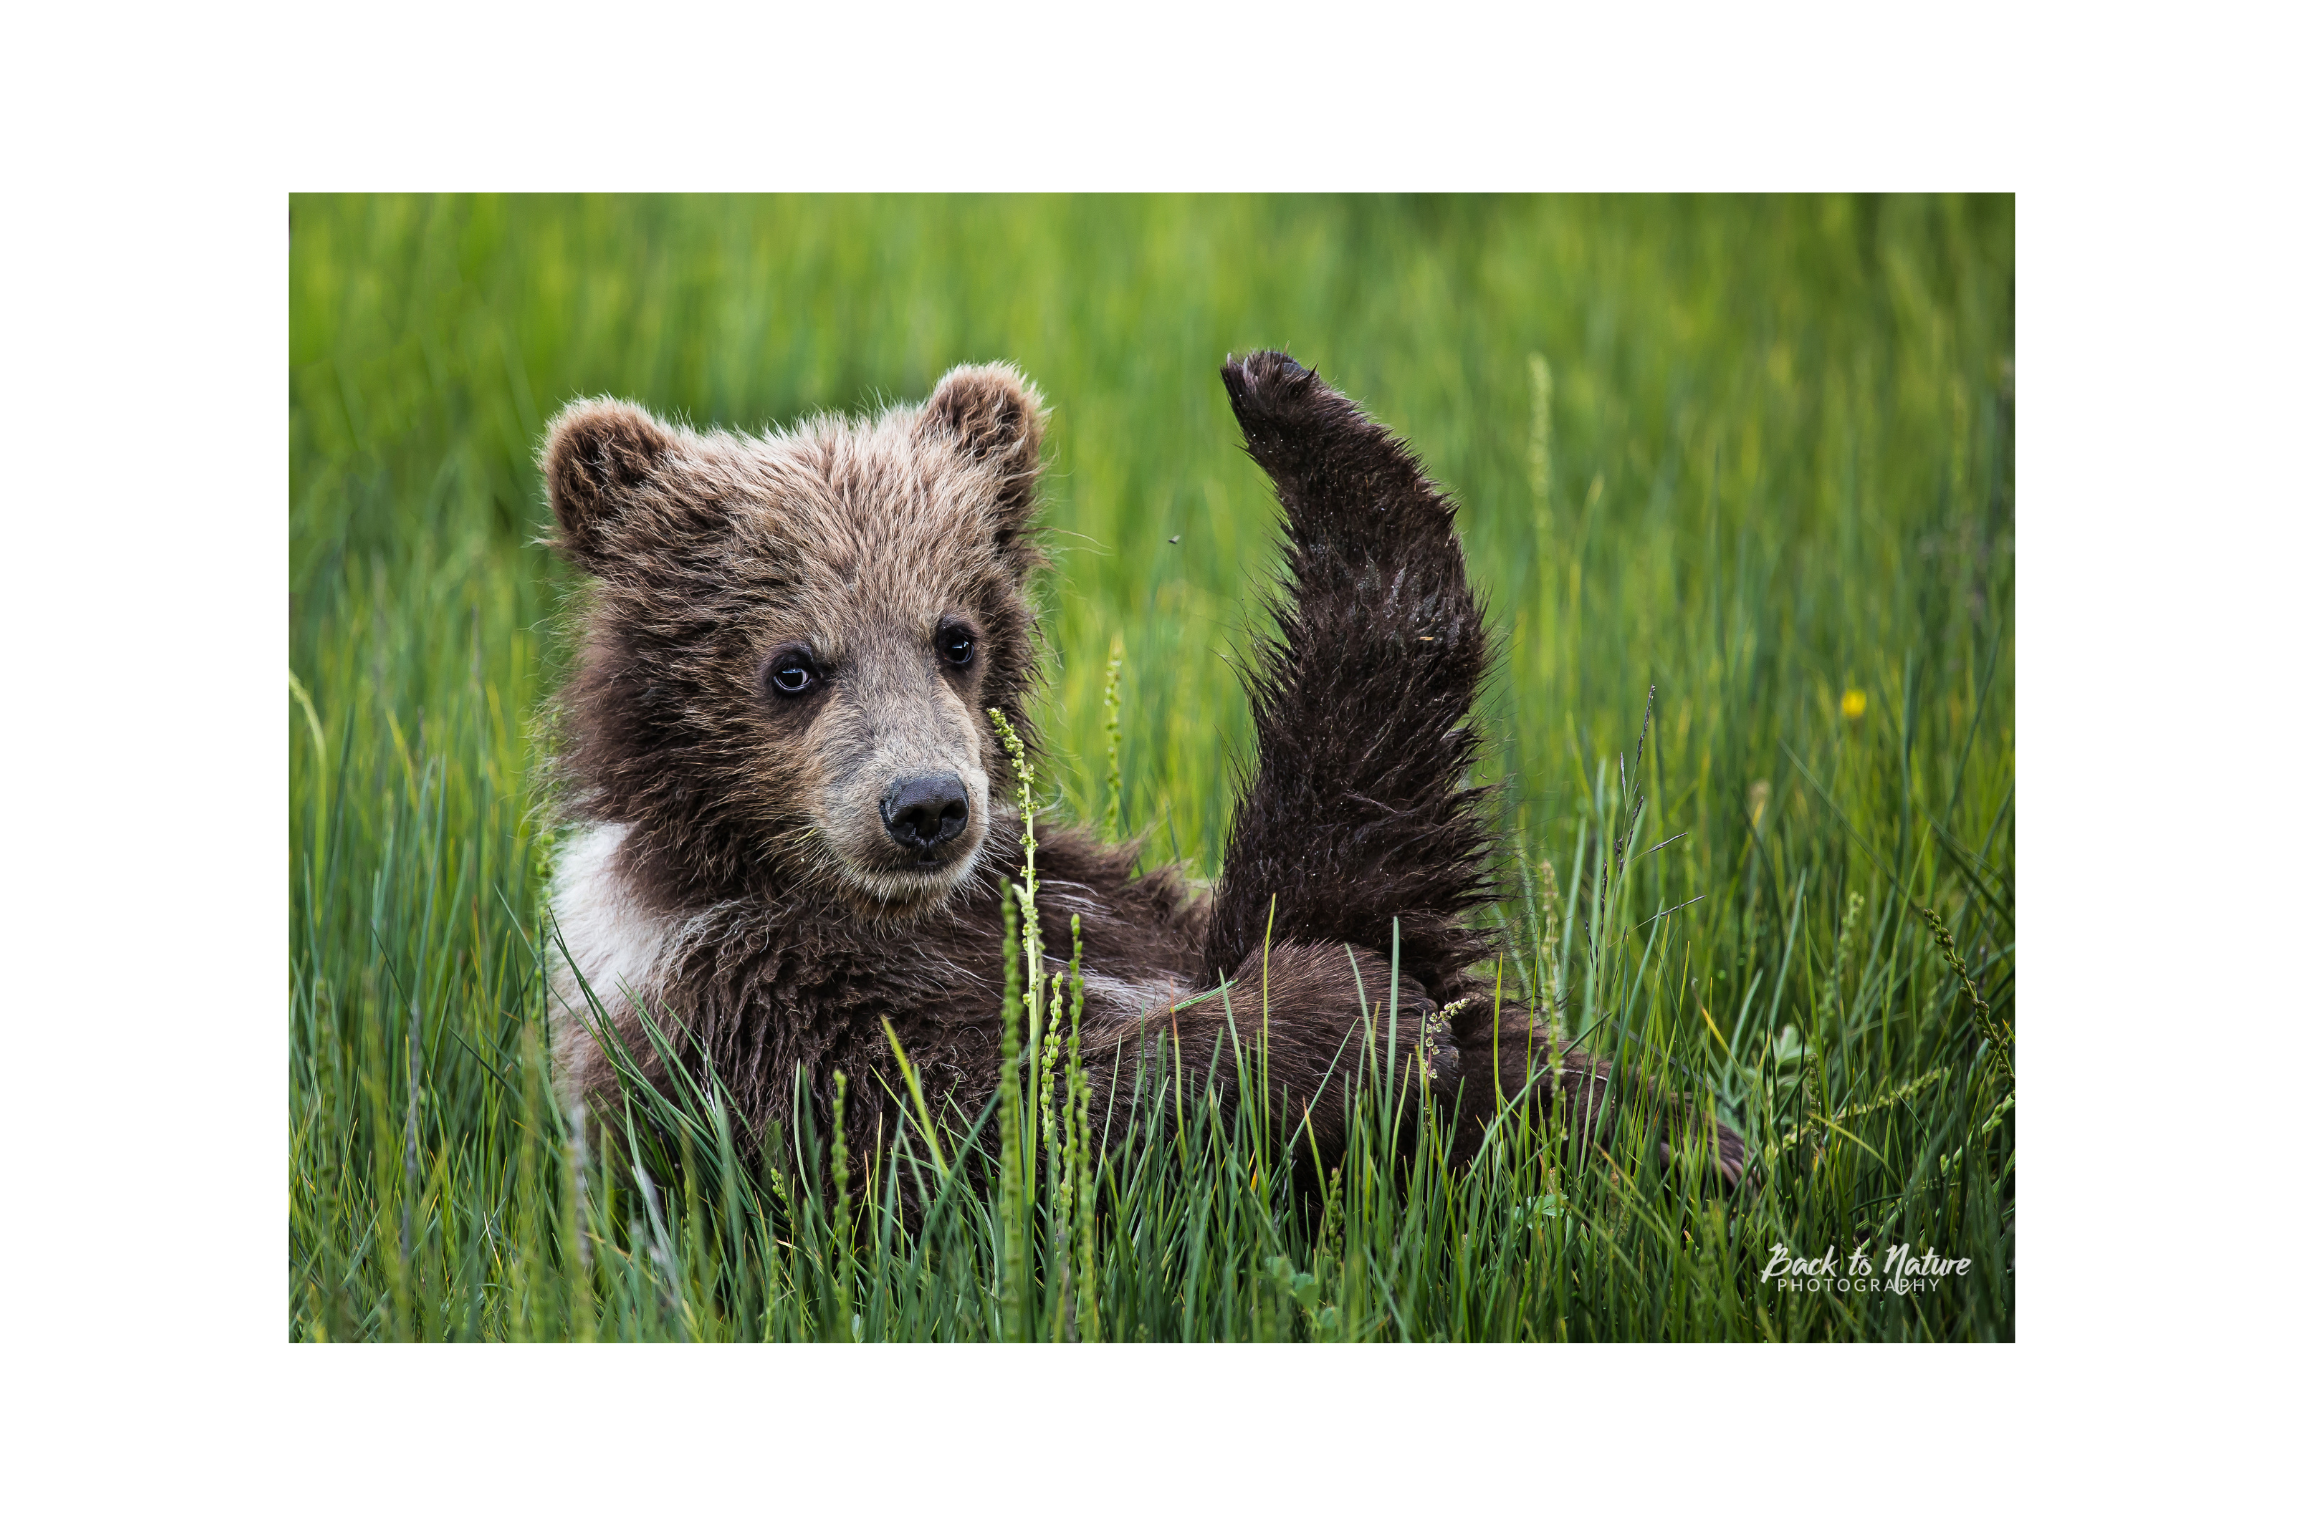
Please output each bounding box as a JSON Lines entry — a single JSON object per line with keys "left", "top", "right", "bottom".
{"left": 543, "top": 363, "right": 1048, "bottom": 920}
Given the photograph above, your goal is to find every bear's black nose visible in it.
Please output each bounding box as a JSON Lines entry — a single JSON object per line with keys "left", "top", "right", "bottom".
{"left": 882, "top": 773, "right": 971, "bottom": 854}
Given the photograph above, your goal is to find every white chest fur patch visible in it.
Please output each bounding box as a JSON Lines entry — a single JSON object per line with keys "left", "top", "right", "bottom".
{"left": 547, "top": 823, "right": 681, "bottom": 1012}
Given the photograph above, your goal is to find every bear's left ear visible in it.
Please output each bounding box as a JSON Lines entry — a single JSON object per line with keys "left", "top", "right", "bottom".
{"left": 918, "top": 362, "right": 1047, "bottom": 550}
{"left": 541, "top": 397, "right": 681, "bottom": 575}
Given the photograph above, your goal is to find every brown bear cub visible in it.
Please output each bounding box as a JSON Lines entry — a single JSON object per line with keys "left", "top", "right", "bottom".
{"left": 542, "top": 352, "right": 1743, "bottom": 1191}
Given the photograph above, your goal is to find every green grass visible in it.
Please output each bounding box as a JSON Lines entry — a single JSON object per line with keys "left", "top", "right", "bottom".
{"left": 289, "top": 193, "right": 2014, "bottom": 1341}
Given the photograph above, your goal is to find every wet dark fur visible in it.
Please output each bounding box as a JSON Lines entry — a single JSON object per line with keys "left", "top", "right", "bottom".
{"left": 541, "top": 353, "right": 1744, "bottom": 1193}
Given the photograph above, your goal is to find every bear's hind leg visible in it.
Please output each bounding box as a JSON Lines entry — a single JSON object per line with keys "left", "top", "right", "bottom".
{"left": 1202, "top": 351, "right": 1494, "bottom": 1000}
{"left": 1447, "top": 1010, "right": 1749, "bottom": 1191}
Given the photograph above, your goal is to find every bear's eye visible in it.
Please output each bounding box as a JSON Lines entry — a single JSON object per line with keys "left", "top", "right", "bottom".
{"left": 938, "top": 627, "right": 976, "bottom": 668}
{"left": 765, "top": 652, "right": 819, "bottom": 698}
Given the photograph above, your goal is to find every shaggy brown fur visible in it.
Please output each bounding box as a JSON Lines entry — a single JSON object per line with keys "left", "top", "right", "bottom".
{"left": 540, "top": 354, "right": 1743, "bottom": 1192}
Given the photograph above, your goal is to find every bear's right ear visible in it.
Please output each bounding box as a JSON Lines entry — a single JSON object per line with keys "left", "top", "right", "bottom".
{"left": 541, "top": 398, "right": 677, "bottom": 574}
{"left": 916, "top": 362, "right": 1047, "bottom": 547}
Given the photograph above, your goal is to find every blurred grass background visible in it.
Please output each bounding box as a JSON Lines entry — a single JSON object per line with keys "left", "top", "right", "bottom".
{"left": 290, "top": 194, "right": 2013, "bottom": 1340}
